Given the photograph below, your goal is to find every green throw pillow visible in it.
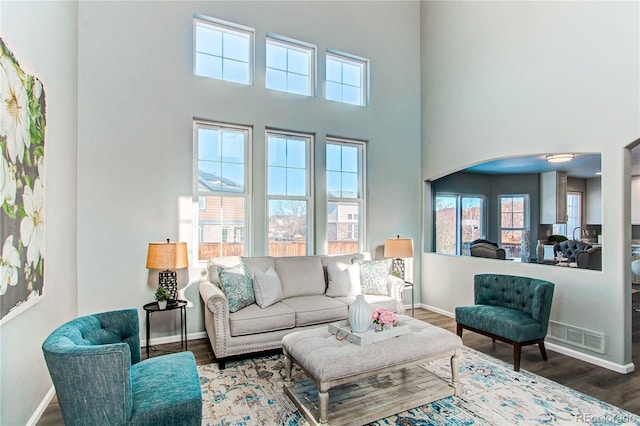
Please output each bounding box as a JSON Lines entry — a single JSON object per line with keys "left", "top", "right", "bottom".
{"left": 355, "top": 259, "right": 391, "bottom": 296}
{"left": 217, "top": 264, "right": 255, "bottom": 313}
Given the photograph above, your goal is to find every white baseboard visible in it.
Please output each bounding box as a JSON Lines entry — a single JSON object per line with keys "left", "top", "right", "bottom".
{"left": 141, "top": 331, "right": 207, "bottom": 347}
{"left": 418, "top": 305, "right": 635, "bottom": 374}
{"left": 545, "top": 342, "right": 635, "bottom": 374}
{"left": 28, "top": 386, "right": 55, "bottom": 426}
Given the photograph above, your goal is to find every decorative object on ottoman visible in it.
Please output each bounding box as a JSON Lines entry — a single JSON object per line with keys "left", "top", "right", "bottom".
{"left": 42, "top": 309, "right": 202, "bottom": 425}
{"left": 349, "top": 294, "right": 372, "bottom": 332}
{"left": 146, "top": 239, "right": 189, "bottom": 301}
{"left": 154, "top": 286, "right": 171, "bottom": 309}
{"left": 455, "top": 273, "right": 555, "bottom": 371}
{"left": 371, "top": 307, "right": 397, "bottom": 332}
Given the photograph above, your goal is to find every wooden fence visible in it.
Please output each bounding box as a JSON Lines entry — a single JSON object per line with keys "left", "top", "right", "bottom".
{"left": 198, "top": 241, "right": 359, "bottom": 259}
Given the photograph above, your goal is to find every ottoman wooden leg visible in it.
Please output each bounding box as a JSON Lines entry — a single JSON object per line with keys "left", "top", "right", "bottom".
{"left": 450, "top": 348, "right": 461, "bottom": 396}
{"left": 283, "top": 350, "right": 292, "bottom": 382}
{"left": 318, "top": 383, "right": 330, "bottom": 424}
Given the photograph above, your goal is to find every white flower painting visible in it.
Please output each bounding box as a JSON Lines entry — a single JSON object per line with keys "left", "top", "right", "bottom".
{"left": 0, "top": 38, "right": 46, "bottom": 325}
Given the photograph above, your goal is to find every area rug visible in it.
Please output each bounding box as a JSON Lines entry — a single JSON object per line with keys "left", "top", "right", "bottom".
{"left": 198, "top": 347, "right": 638, "bottom": 425}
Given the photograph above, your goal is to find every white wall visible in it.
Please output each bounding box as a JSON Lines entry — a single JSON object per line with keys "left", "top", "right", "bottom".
{"left": 0, "top": 2, "right": 78, "bottom": 424}
{"left": 421, "top": 1, "right": 640, "bottom": 370}
{"left": 76, "top": 1, "right": 422, "bottom": 337}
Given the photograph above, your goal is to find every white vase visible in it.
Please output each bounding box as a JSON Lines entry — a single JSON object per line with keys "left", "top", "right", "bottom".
{"left": 349, "top": 294, "right": 372, "bottom": 333}
{"left": 536, "top": 240, "right": 544, "bottom": 264}
{"left": 521, "top": 231, "right": 530, "bottom": 262}
{"left": 158, "top": 300, "right": 167, "bottom": 310}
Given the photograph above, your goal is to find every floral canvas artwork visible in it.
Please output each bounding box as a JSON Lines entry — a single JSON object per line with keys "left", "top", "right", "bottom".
{"left": 0, "top": 38, "right": 46, "bottom": 325}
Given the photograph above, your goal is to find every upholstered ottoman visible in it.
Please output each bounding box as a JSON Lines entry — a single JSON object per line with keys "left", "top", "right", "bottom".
{"left": 282, "top": 316, "right": 462, "bottom": 426}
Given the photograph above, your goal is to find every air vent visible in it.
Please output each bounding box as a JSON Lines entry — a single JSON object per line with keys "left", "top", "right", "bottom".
{"left": 548, "top": 320, "right": 605, "bottom": 354}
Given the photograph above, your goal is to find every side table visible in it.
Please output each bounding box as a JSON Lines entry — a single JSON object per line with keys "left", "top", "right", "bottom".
{"left": 143, "top": 300, "right": 187, "bottom": 358}
{"left": 404, "top": 282, "right": 415, "bottom": 317}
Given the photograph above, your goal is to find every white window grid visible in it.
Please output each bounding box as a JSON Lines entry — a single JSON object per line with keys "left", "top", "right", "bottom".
{"left": 325, "top": 50, "right": 369, "bottom": 106}
{"left": 193, "top": 120, "right": 252, "bottom": 260}
{"left": 193, "top": 15, "right": 255, "bottom": 85}
{"left": 326, "top": 137, "right": 366, "bottom": 253}
{"left": 266, "top": 34, "right": 316, "bottom": 96}
{"left": 266, "top": 130, "right": 314, "bottom": 255}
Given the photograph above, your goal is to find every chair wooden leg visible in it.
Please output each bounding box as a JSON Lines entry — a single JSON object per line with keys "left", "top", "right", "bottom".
{"left": 513, "top": 342, "right": 522, "bottom": 372}
{"left": 456, "top": 323, "right": 463, "bottom": 337}
{"left": 538, "top": 340, "right": 548, "bottom": 361}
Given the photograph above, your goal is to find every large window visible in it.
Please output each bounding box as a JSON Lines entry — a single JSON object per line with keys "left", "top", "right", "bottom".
{"left": 194, "top": 16, "right": 253, "bottom": 85}
{"left": 194, "top": 121, "right": 250, "bottom": 261}
{"left": 499, "top": 195, "right": 529, "bottom": 258}
{"left": 435, "top": 194, "right": 485, "bottom": 255}
{"left": 326, "top": 138, "right": 365, "bottom": 254}
{"left": 325, "top": 50, "right": 368, "bottom": 106}
{"left": 266, "top": 35, "right": 315, "bottom": 96}
{"left": 267, "top": 131, "right": 312, "bottom": 256}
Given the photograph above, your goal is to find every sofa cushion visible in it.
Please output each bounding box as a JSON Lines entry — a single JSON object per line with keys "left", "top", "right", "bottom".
{"left": 207, "top": 256, "right": 242, "bottom": 287}
{"left": 252, "top": 267, "right": 283, "bottom": 308}
{"left": 242, "top": 256, "right": 275, "bottom": 276}
{"left": 229, "top": 302, "right": 296, "bottom": 336}
{"left": 280, "top": 295, "right": 349, "bottom": 326}
{"left": 275, "top": 256, "right": 326, "bottom": 298}
{"left": 455, "top": 305, "right": 544, "bottom": 342}
{"left": 326, "top": 261, "right": 360, "bottom": 297}
{"left": 356, "top": 259, "right": 392, "bottom": 295}
{"left": 217, "top": 264, "right": 255, "bottom": 313}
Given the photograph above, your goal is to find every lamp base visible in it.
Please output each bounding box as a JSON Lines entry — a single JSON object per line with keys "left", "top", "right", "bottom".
{"left": 391, "top": 258, "right": 405, "bottom": 279}
{"left": 159, "top": 270, "right": 178, "bottom": 301}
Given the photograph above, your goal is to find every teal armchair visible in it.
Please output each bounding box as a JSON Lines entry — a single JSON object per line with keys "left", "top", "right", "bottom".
{"left": 455, "top": 274, "right": 555, "bottom": 371}
{"left": 42, "top": 309, "right": 202, "bottom": 425}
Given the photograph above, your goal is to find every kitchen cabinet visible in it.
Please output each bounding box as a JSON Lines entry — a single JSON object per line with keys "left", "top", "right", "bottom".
{"left": 632, "top": 176, "right": 640, "bottom": 224}
{"left": 586, "top": 177, "right": 602, "bottom": 224}
{"left": 540, "top": 171, "right": 567, "bottom": 224}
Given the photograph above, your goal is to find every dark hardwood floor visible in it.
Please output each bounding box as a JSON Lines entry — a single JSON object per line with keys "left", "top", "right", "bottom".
{"left": 38, "top": 295, "right": 640, "bottom": 424}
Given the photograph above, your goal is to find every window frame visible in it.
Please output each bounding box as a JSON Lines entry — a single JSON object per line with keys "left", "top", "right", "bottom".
{"left": 265, "top": 34, "right": 316, "bottom": 96}
{"left": 434, "top": 193, "right": 486, "bottom": 255}
{"left": 325, "top": 49, "right": 369, "bottom": 107}
{"left": 266, "top": 129, "right": 314, "bottom": 256}
{"left": 193, "top": 120, "right": 253, "bottom": 262}
{"left": 326, "top": 137, "right": 366, "bottom": 254}
{"left": 193, "top": 14, "right": 255, "bottom": 85}
{"left": 498, "top": 194, "right": 529, "bottom": 258}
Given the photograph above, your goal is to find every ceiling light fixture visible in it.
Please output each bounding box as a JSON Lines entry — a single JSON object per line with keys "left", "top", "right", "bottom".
{"left": 545, "top": 154, "right": 575, "bottom": 163}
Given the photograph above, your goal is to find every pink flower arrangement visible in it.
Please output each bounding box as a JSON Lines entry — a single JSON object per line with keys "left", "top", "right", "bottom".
{"left": 372, "top": 307, "right": 398, "bottom": 328}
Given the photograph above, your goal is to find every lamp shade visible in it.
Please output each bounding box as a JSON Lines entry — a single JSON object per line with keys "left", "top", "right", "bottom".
{"left": 384, "top": 237, "right": 414, "bottom": 259}
{"left": 146, "top": 241, "right": 189, "bottom": 270}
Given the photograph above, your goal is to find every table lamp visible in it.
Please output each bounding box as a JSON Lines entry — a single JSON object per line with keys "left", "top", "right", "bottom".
{"left": 146, "top": 239, "right": 189, "bottom": 303}
{"left": 384, "top": 236, "right": 414, "bottom": 279}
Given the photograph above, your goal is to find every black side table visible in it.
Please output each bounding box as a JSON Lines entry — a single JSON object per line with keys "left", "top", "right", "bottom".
{"left": 143, "top": 300, "right": 187, "bottom": 358}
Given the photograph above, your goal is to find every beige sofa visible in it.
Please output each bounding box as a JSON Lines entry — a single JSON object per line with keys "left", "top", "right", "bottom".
{"left": 199, "top": 252, "right": 406, "bottom": 367}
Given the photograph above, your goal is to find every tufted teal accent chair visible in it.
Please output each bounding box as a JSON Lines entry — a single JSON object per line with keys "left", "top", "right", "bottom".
{"left": 455, "top": 274, "right": 555, "bottom": 371}
{"left": 42, "top": 309, "right": 202, "bottom": 426}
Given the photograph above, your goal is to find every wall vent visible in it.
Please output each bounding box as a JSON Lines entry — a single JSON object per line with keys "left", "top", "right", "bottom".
{"left": 548, "top": 321, "right": 605, "bottom": 354}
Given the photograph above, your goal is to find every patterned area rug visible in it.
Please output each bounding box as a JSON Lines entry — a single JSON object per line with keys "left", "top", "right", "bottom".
{"left": 198, "top": 347, "right": 638, "bottom": 425}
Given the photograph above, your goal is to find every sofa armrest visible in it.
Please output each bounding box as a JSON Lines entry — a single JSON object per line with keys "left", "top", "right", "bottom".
{"left": 199, "top": 281, "right": 232, "bottom": 358}
{"left": 386, "top": 275, "right": 406, "bottom": 314}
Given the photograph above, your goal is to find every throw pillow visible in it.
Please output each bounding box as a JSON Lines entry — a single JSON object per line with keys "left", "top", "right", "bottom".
{"left": 356, "top": 258, "right": 392, "bottom": 296}
{"left": 217, "top": 264, "right": 255, "bottom": 313}
{"left": 252, "top": 267, "right": 283, "bottom": 308}
{"left": 326, "top": 262, "right": 361, "bottom": 297}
